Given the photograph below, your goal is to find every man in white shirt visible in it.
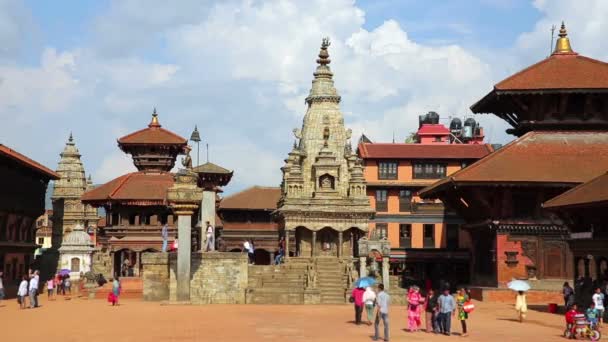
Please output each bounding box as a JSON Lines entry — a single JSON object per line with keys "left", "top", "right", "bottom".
{"left": 374, "top": 283, "right": 390, "bottom": 341}
{"left": 161, "top": 224, "right": 169, "bottom": 252}
{"left": 29, "top": 270, "right": 40, "bottom": 308}
{"left": 593, "top": 287, "right": 605, "bottom": 325}
{"left": 204, "top": 221, "right": 215, "bottom": 252}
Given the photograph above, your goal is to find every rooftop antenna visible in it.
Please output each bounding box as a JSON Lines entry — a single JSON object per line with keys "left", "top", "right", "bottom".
{"left": 206, "top": 143, "right": 209, "bottom": 163}
{"left": 392, "top": 131, "right": 395, "bottom": 143}
{"left": 550, "top": 24, "right": 556, "bottom": 56}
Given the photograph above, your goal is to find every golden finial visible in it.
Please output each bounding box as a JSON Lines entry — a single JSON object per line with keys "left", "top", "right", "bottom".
{"left": 149, "top": 107, "right": 161, "bottom": 127}
{"left": 554, "top": 21, "right": 573, "bottom": 54}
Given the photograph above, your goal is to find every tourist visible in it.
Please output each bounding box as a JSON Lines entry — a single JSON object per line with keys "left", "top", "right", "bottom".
{"left": 563, "top": 282, "right": 574, "bottom": 309}
{"left": 274, "top": 245, "right": 284, "bottom": 265}
{"left": 64, "top": 275, "right": 72, "bottom": 295}
{"left": 592, "top": 287, "right": 605, "bottom": 326}
{"left": 29, "top": 270, "right": 40, "bottom": 308}
{"left": 351, "top": 286, "right": 365, "bottom": 325}
{"left": 161, "top": 224, "right": 169, "bottom": 252}
{"left": 515, "top": 290, "right": 527, "bottom": 323}
{"left": 363, "top": 286, "right": 377, "bottom": 325}
{"left": 243, "top": 240, "right": 252, "bottom": 263}
{"left": 46, "top": 276, "right": 54, "bottom": 300}
{"left": 437, "top": 288, "right": 456, "bottom": 336}
{"left": 55, "top": 273, "right": 62, "bottom": 295}
{"left": 587, "top": 301, "right": 600, "bottom": 329}
{"left": 407, "top": 286, "right": 422, "bottom": 332}
{"left": 204, "top": 221, "right": 215, "bottom": 252}
{"left": 425, "top": 288, "right": 439, "bottom": 333}
{"left": 0, "top": 271, "right": 4, "bottom": 306}
{"left": 373, "top": 283, "right": 390, "bottom": 341}
{"left": 112, "top": 276, "right": 121, "bottom": 306}
{"left": 17, "top": 275, "right": 28, "bottom": 309}
{"left": 456, "top": 288, "right": 469, "bottom": 336}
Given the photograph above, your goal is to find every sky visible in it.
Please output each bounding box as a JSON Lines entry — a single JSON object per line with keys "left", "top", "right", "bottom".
{"left": 3, "top": 0, "right": 608, "bottom": 196}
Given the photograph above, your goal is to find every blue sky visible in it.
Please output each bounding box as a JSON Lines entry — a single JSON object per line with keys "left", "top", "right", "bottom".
{"left": 2, "top": 0, "right": 607, "bottom": 196}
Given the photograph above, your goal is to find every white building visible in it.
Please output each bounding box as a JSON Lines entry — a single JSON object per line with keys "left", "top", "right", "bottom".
{"left": 58, "top": 223, "right": 94, "bottom": 280}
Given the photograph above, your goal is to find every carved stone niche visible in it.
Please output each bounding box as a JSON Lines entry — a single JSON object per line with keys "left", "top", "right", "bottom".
{"left": 505, "top": 251, "right": 519, "bottom": 267}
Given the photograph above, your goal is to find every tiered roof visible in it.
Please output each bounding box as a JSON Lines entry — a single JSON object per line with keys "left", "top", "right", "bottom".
{"left": 543, "top": 172, "right": 608, "bottom": 209}
{"left": 81, "top": 172, "right": 174, "bottom": 206}
{"left": 220, "top": 186, "right": 281, "bottom": 210}
{"left": 358, "top": 142, "right": 493, "bottom": 160}
{"left": 118, "top": 110, "right": 187, "bottom": 146}
{"left": 0, "top": 144, "right": 59, "bottom": 179}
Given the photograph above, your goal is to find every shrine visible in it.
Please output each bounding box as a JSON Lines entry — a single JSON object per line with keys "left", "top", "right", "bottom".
{"left": 81, "top": 110, "right": 187, "bottom": 278}
{"left": 420, "top": 23, "right": 608, "bottom": 290}
{"left": 275, "top": 38, "right": 374, "bottom": 261}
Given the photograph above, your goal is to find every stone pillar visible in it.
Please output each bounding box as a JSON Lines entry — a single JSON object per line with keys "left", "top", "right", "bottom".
{"left": 312, "top": 230, "right": 317, "bottom": 257}
{"left": 200, "top": 190, "right": 216, "bottom": 250}
{"left": 382, "top": 257, "right": 390, "bottom": 290}
{"left": 285, "top": 230, "right": 290, "bottom": 258}
{"left": 167, "top": 169, "right": 203, "bottom": 303}
{"left": 109, "top": 251, "right": 115, "bottom": 278}
{"left": 270, "top": 252, "right": 275, "bottom": 265}
{"left": 337, "top": 231, "right": 343, "bottom": 258}
{"left": 359, "top": 256, "right": 367, "bottom": 278}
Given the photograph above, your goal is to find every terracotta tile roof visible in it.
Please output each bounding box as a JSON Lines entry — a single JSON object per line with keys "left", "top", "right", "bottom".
{"left": 420, "top": 131, "right": 608, "bottom": 196}
{"left": 543, "top": 172, "right": 608, "bottom": 209}
{"left": 358, "top": 142, "right": 493, "bottom": 160}
{"left": 0, "top": 144, "right": 59, "bottom": 179}
{"left": 81, "top": 172, "right": 174, "bottom": 205}
{"left": 193, "top": 162, "right": 233, "bottom": 174}
{"left": 117, "top": 114, "right": 187, "bottom": 145}
{"left": 220, "top": 186, "right": 281, "bottom": 210}
{"left": 417, "top": 124, "right": 450, "bottom": 135}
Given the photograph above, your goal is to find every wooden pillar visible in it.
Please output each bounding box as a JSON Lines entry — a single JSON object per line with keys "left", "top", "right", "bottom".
{"left": 312, "top": 230, "right": 317, "bottom": 257}
{"left": 338, "top": 231, "right": 343, "bottom": 258}
{"left": 585, "top": 258, "right": 590, "bottom": 278}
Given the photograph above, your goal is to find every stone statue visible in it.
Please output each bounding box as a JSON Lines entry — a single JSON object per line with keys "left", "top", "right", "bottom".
{"left": 306, "top": 264, "right": 317, "bottom": 289}
{"left": 345, "top": 262, "right": 354, "bottom": 285}
{"left": 323, "top": 127, "right": 330, "bottom": 141}
{"left": 321, "top": 176, "right": 332, "bottom": 189}
{"left": 181, "top": 145, "right": 193, "bottom": 169}
{"left": 345, "top": 128, "right": 352, "bottom": 140}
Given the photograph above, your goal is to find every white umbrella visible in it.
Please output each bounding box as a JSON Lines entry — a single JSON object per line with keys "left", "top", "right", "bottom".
{"left": 507, "top": 279, "right": 531, "bottom": 292}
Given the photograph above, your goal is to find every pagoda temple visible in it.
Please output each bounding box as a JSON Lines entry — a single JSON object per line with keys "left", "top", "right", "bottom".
{"left": 275, "top": 39, "right": 374, "bottom": 260}
{"left": 81, "top": 110, "right": 188, "bottom": 277}
{"left": 421, "top": 23, "right": 608, "bottom": 288}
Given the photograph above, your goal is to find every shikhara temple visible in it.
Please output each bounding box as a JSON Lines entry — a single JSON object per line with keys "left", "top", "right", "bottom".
{"left": 421, "top": 23, "right": 608, "bottom": 297}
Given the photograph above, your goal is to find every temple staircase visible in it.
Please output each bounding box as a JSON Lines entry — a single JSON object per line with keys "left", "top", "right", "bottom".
{"left": 245, "top": 262, "right": 308, "bottom": 304}
{"left": 316, "top": 257, "right": 347, "bottom": 304}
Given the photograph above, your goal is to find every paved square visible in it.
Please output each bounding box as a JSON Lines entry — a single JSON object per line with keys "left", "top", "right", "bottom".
{"left": 1, "top": 297, "right": 569, "bottom": 341}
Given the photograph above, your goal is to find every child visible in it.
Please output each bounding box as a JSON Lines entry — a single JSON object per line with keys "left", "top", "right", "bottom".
{"left": 456, "top": 288, "right": 470, "bottom": 336}
{"left": 592, "top": 287, "right": 605, "bottom": 326}
{"left": 515, "top": 291, "right": 528, "bottom": 323}
{"left": 566, "top": 304, "right": 579, "bottom": 338}
{"left": 587, "top": 302, "right": 599, "bottom": 329}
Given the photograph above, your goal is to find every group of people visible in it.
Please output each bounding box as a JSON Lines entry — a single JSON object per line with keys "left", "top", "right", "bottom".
{"left": 16, "top": 270, "right": 41, "bottom": 309}
{"left": 351, "top": 284, "right": 390, "bottom": 341}
{"left": 562, "top": 283, "right": 607, "bottom": 337}
{"left": 351, "top": 285, "right": 471, "bottom": 340}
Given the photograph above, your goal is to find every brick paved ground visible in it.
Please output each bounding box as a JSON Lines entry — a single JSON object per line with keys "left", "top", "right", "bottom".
{"left": 0, "top": 296, "right": 572, "bottom": 341}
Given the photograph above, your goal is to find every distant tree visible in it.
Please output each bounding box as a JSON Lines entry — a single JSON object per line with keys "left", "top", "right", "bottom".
{"left": 404, "top": 132, "right": 417, "bottom": 143}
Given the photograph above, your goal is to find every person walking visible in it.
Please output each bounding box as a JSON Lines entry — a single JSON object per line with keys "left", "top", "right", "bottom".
{"left": 592, "top": 287, "right": 605, "bottom": 326}
{"left": 363, "top": 286, "right": 377, "bottom": 325}
{"left": 17, "top": 275, "right": 28, "bottom": 309}
{"left": 425, "top": 289, "right": 439, "bottom": 333}
{"left": 64, "top": 275, "right": 72, "bottom": 295}
{"left": 563, "top": 282, "right": 574, "bottom": 309}
{"left": 456, "top": 288, "right": 469, "bottom": 336}
{"left": 407, "top": 286, "right": 422, "bottom": 332}
{"left": 438, "top": 288, "right": 456, "bottom": 336}
{"left": 515, "top": 290, "right": 527, "bottom": 323}
{"left": 374, "top": 283, "right": 390, "bottom": 341}
{"left": 112, "top": 276, "right": 121, "bottom": 306}
{"left": 161, "top": 224, "right": 169, "bottom": 252}
{"left": 351, "top": 286, "right": 365, "bottom": 325}
{"left": 29, "top": 270, "right": 40, "bottom": 308}
{"left": 46, "top": 277, "right": 54, "bottom": 300}
{"left": 0, "top": 271, "right": 4, "bottom": 306}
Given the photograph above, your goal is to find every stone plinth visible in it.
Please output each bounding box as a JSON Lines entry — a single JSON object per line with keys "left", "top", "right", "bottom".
{"left": 142, "top": 253, "right": 170, "bottom": 301}
{"left": 169, "top": 252, "right": 248, "bottom": 304}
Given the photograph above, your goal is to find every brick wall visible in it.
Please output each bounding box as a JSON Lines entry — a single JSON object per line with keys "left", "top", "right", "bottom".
{"left": 470, "top": 287, "right": 562, "bottom": 304}
{"left": 496, "top": 234, "right": 533, "bottom": 284}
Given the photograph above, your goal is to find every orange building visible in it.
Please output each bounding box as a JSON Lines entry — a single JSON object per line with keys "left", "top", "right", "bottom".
{"left": 357, "top": 116, "right": 493, "bottom": 288}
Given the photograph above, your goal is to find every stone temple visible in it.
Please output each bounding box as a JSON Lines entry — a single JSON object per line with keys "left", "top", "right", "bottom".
{"left": 276, "top": 38, "right": 374, "bottom": 260}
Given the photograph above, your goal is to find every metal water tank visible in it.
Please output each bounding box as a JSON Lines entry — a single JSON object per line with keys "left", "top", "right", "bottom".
{"left": 449, "top": 118, "right": 462, "bottom": 132}
{"left": 427, "top": 111, "right": 440, "bottom": 124}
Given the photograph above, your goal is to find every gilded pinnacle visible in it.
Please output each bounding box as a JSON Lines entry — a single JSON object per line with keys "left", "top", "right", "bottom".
{"left": 554, "top": 21, "right": 573, "bottom": 54}
{"left": 149, "top": 108, "right": 161, "bottom": 127}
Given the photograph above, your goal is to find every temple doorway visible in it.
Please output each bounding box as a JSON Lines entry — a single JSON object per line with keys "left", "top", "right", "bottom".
{"left": 344, "top": 227, "right": 365, "bottom": 258}
{"left": 253, "top": 249, "right": 271, "bottom": 265}
{"left": 114, "top": 249, "right": 136, "bottom": 278}
{"left": 295, "top": 226, "right": 311, "bottom": 257}
{"left": 316, "top": 227, "right": 338, "bottom": 257}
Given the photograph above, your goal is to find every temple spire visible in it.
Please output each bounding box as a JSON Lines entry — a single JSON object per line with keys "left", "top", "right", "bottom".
{"left": 305, "top": 37, "right": 341, "bottom": 105}
{"left": 316, "top": 37, "right": 331, "bottom": 66}
{"left": 149, "top": 107, "right": 161, "bottom": 128}
{"left": 554, "top": 21, "right": 574, "bottom": 54}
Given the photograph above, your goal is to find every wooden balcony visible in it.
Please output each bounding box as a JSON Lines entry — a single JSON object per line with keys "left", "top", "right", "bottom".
{"left": 412, "top": 202, "right": 445, "bottom": 213}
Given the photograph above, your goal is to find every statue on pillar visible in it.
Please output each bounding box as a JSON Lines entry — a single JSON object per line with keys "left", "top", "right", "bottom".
{"left": 181, "top": 145, "right": 193, "bottom": 170}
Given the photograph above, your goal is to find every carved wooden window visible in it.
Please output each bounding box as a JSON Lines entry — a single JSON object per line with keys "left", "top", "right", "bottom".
{"left": 413, "top": 162, "right": 447, "bottom": 179}
{"left": 399, "top": 224, "right": 412, "bottom": 248}
{"left": 423, "top": 224, "right": 434, "bottom": 248}
{"left": 375, "top": 190, "right": 388, "bottom": 212}
{"left": 71, "top": 258, "right": 80, "bottom": 272}
{"left": 399, "top": 190, "right": 412, "bottom": 212}
{"left": 37, "top": 237, "right": 44, "bottom": 245}
{"left": 378, "top": 161, "right": 398, "bottom": 180}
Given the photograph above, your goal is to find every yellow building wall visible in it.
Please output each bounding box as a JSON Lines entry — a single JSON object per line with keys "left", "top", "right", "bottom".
{"left": 387, "top": 222, "right": 400, "bottom": 248}
{"left": 411, "top": 223, "right": 423, "bottom": 248}
{"left": 364, "top": 160, "right": 379, "bottom": 182}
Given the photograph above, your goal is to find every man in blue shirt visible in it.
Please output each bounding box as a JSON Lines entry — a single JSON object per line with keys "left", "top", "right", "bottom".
{"left": 374, "top": 283, "right": 390, "bottom": 341}
{"left": 437, "top": 288, "right": 456, "bottom": 335}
